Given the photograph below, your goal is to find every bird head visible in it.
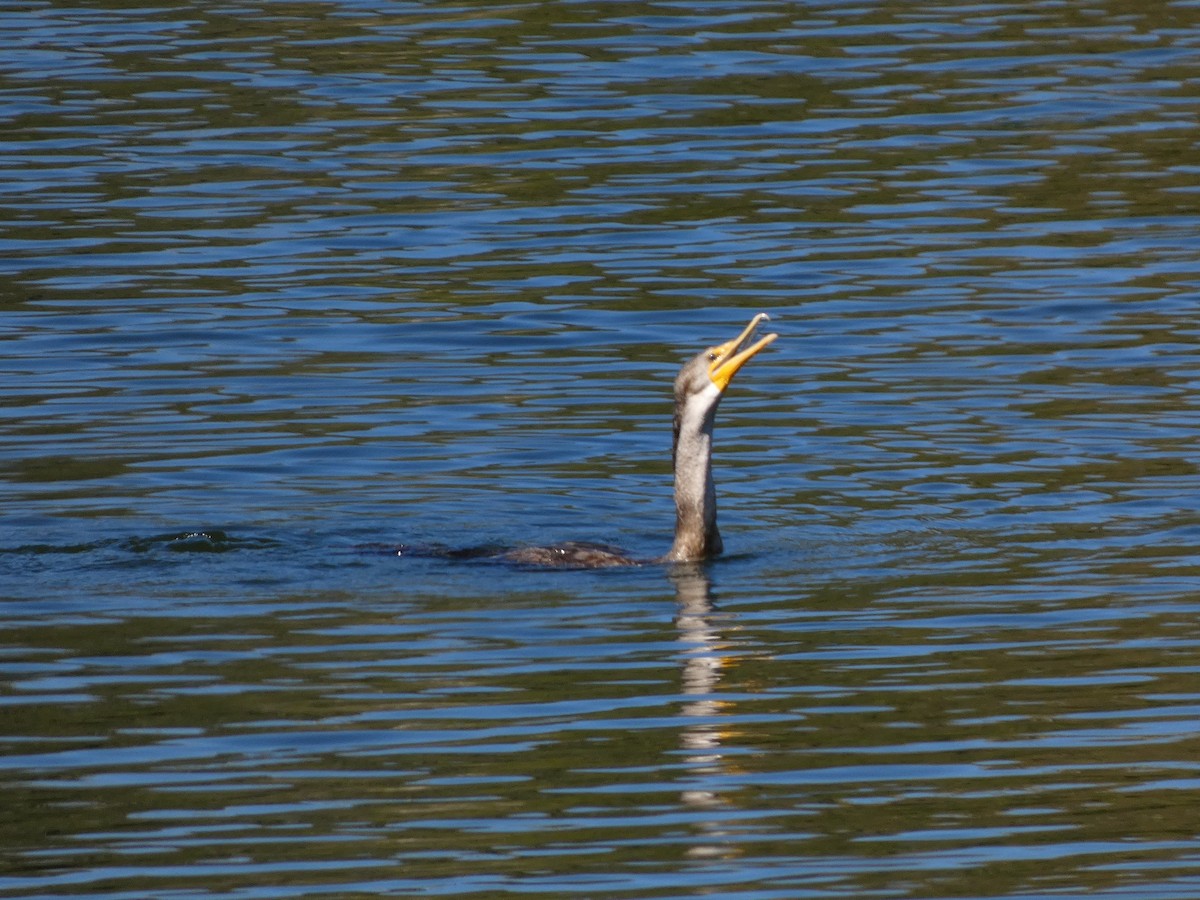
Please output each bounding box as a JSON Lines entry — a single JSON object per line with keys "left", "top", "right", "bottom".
{"left": 675, "top": 313, "right": 778, "bottom": 402}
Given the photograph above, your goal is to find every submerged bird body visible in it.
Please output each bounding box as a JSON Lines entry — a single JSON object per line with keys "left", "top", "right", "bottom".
{"left": 502, "top": 314, "right": 778, "bottom": 569}
{"left": 503, "top": 541, "right": 636, "bottom": 568}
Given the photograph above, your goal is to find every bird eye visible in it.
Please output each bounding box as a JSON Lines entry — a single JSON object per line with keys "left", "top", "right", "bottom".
{"left": 706, "top": 351, "right": 718, "bottom": 361}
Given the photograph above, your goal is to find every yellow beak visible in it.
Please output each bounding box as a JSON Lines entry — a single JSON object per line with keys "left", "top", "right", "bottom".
{"left": 707, "top": 313, "right": 778, "bottom": 391}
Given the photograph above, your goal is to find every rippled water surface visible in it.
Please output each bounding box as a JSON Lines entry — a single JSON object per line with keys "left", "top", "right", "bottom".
{"left": 4, "top": 1, "right": 1200, "bottom": 897}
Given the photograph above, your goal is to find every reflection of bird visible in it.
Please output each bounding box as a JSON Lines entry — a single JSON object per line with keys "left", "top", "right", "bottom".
{"left": 507, "top": 314, "right": 778, "bottom": 568}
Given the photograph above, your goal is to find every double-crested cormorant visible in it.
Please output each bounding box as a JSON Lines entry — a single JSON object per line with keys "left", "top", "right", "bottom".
{"left": 506, "top": 314, "right": 778, "bottom": 568}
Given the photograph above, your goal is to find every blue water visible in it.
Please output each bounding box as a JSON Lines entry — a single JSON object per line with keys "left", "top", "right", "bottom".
{"left": 4, "top": 2, "right": 1200, "bottom": 897}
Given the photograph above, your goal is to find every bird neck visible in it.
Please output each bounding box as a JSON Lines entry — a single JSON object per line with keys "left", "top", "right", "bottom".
{"left": 665, "top": 385, "right": 723, "bottom": 562}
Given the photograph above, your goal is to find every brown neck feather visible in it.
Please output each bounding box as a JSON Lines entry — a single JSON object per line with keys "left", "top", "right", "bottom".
{"left": 664, "top": 387, "right": 722, "bottom": 562}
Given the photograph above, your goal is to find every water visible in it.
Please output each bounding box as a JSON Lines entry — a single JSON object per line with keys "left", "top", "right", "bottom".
{"left": 4, "top": 1, "right": 1200, "bottom": 896}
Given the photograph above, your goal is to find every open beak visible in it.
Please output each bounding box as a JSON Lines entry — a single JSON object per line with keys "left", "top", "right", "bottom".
{"left": 707, "top": 313, "right": 778, "bottom": 391}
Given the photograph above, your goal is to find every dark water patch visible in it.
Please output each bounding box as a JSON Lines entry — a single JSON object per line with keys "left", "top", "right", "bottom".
{"left": 351, "top": 540, "right": 509, "bottom": 561}
{"left": 120, "top": 530, "right": 282, "bottom": 555}
{"left": 1, "top": 530, "right": 282, "bottom": 557}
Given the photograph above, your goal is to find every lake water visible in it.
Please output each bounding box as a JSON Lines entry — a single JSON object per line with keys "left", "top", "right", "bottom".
{"left": 4, "top": 1, "right": 1200, "bottom": 897}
